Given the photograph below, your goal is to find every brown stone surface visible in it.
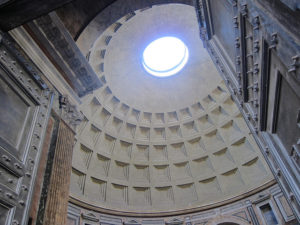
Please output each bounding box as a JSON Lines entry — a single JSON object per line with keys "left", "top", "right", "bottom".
{"left": 43, "top": 120, "right": 75, "bottom": 225}
{"left": 29, "top": 117, "right": 54, "bottom": 225}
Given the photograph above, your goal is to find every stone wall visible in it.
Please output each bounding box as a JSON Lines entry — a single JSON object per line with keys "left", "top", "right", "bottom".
{"left": 196, "top": 0, "right": 300, "bottom": 221}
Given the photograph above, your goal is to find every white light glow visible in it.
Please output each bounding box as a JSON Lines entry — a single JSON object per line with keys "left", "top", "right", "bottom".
{"left": 142, "top": 37, "right": 189, "bottom": 77}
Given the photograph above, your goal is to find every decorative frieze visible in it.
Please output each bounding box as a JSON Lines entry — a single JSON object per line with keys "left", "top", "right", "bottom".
{"left": 26, "top": 12, "right": 102, "bottom": 97}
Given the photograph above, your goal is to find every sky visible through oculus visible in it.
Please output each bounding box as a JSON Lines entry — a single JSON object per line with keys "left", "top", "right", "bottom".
{"left": 142, "top": 37, "right": 189, "bottom": 77}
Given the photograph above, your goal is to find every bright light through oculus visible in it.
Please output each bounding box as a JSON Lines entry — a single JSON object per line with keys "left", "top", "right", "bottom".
{"left": 142, "top": 37, "right": 189, "bottom": 77}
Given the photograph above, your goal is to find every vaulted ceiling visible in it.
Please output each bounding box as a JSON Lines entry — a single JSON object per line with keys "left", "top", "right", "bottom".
{"left": 70, "top": 3, "right": 273, "bottom": 215}
{"left": 1, "top": 0, "right": 299, "bottom": 219}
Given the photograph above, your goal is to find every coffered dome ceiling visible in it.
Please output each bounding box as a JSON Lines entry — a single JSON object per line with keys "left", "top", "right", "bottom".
{"left": 70, "top": 4, "right": 273, "bottom": 215}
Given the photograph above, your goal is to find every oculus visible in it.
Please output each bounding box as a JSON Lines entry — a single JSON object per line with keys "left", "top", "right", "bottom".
{"left": 142, "top": 37, "right": 189, "bottom": 77}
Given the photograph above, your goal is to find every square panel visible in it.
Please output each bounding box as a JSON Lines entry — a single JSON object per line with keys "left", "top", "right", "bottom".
{"left": 0, "top": 73, "right": 37, "bottom": 160}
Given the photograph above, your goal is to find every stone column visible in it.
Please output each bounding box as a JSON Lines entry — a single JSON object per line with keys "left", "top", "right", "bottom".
{"left": 43, "top": 120, "right": 75, "bottom": 225}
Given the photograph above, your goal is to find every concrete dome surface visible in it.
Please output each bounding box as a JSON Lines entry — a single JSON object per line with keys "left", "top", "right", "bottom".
{"left": 71, "top": 4, "right": 273, "bottom": 214}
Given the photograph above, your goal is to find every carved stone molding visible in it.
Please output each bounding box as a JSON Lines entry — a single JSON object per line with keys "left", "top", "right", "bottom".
{"left": 81, "top": 212, "right": 99, "bottom": 222}
{"left": 59, "top": 95, "right": 83, "bottom": 131}
{"left": 165, "top": 218, "right": 184, "bottom": 225}
{"left": 195, "top": 0, "right": 300, "bottom": 222}
{"left": 291, "top": 141, "right": 300, "bottom": 172}
{"left": 25, "top": 12, "right": 102, "bottom": 97}
{"left": 123, "top": 220, "right": 141, "bottom": 225}
{"left": 0, "top": 31, "right": 52, "bottom": 225}
{"left": 68, "top": 183, "right": 293, "bottom": 225}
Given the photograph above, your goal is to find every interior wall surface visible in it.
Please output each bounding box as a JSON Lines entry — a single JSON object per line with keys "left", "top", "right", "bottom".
{"left": 67, "top": 184, "right": 296, "bottom": 225}
{"left": 0, "top": 0, "right": 299, "bottom": 224}
{"left": 0, "top": 24, "right": 82, "bottom": 225}
{"left": 0, "top": 31, "right": 53, "bottom": 225}
{"left": 195, "top": 0, "right": 300, "bottom": 222}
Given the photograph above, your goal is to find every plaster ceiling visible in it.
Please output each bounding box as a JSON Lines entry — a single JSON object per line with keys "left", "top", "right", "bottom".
{"left": 70, "top": 4, "right": 273, "bottom": 214}
{"left": 89, "top": 4, "right": 221, "bottom": 112}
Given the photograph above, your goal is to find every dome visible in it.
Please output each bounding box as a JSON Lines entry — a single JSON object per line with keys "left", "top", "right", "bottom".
{"left": 71, "top": 4, "right": 273, "bottom": 215}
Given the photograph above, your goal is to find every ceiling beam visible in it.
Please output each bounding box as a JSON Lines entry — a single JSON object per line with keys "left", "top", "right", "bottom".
{"left": 0, "top": 0, "right": 75, "bottom": 31}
